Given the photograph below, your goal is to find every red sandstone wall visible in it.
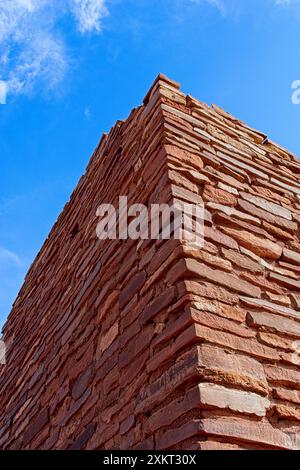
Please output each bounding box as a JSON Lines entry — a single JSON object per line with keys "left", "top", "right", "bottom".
{"left": 1, "top": 75, "right": 300, "bottom": 450}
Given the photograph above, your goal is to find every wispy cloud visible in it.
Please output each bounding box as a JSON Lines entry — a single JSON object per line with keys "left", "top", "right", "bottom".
{"left": 0, "top": 247, "right": 22, "bottom": 267}
{"left": 71, "top": 0, "right": 108, "bottom": 33}
{"left": 0, "top": 0, "right": 298, "bottom": 99}
{"left": 190, "top": 0, "right": 300, "bottom": 16}
{"left": 84, "top": 106, "right": 92, "bottom": 120}
{"left": 0, "top": 0, "right": 109, "bottom": 98}
{"left": 0, "top": 246, "right": 27, "bottom": 327}
{"left": 190, "top": 0, "right": 226, "bottom": 15}
{"left": 275, "top": 0, "right": 296, "bottom": 4}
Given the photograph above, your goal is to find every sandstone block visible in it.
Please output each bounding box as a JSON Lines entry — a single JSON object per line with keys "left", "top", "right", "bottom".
{"left": 203, "top": 185, "right": 237, "bottom": 206}
{"left": 247, "top": 311, "right": 300, "bottom": 338}
{"left": 282, "top": 248, "right": 300, "bottom": 266}
{"left": 221, "top": 227, "right": 283, "bottom": 260}
{"left": 185, "top": 258, "right": 261, "bottom": 297}
{"left": 197, "top": 383, "right": 270, "bottom": 417}
{"left": 239, "top": 192, "right": 292, "bottom": 220}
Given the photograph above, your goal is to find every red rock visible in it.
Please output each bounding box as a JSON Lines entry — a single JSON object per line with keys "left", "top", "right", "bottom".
{"left": 221, "top": 227, "right": 283, "bottom": 260}
{"left": 196, "top": 383, "right": 270, "bottom": 417}
{"left": 291, "top": 294, "right": 300, "bottom": 310}
{"left": 190, "top": 306, "right": 252, "bottom": 337}
{"left": 61, "top": 388, "right": 91, "bottom": 426}
{"left": 258, "top": 332, "right": 296, "bottom": 352}
{"left": 168, "top": 169, "right": 199, "bottom": 193}
{"left": 197, "top": 441, "right": 246, "bottom": 450}
{"left": 133, "top": 437, "right": 154, "bottom": 450}
{"left": 272, "top": 404, "right": 300, "bottom": 422}
{"left": 279, "top": 261, "right": 300, "bottom": 274}
{"left": 239, "top": 192, "right": 292, "bottom": 220}
{"left": 22, "top": 408, "right": 49, "bottom": 448}
{"left": 216, "top": 151, "right": 269, "bottom": 180}
{"left": 146, "top": 383, "right": 269, "bottom": 432}
{"left": 219, "top": 304, "right": 246, "bottom": 322}
{"left": 198, "top": 345, "right": 268, "bottom": 394}
{"left": 185, "top": 258, "right": 261, "bottom": 297}
{"left": 69, "top": 423, "right": 96, "bottom": 450}
{"left": 194, "top": 323, "right": 279, "bottom": 363}
{"left": 251, "top": 183, "right": 291, "bottom": 205}
{"left": 140, "top": 286, "right": 176, "bottom": 325}
{"left": 119, "top": 324, "right": 154, "bottom": 369}
{"left": 273, "top": 388, "right": 300, "bottom": 405}
{"left": 120, "top": 415, "right": 135, "bottom": 435}
{"left": 144, "top": 385, "right": 200, "bottom": 433}
{"left": 282, "top": 248, "right": 300, "bottom": 266}
{"left": 147, "top": 310, "right": 256, "bottom": 373}
{"left": 262, "top": 221, "right": 293, "bottom": 240}
{"left": 178, "top": 280, "right": 239, "bottom": 305}
{"left": 204, "top": 226, "right": 239, "bottom": 250}
{"left": 152, "top": 309, "right": 194, "bottom": 350}
{"left": 71, "top": 366, "right": 93, "bottom": 400}
{"left": 135, "top": 348, "right": 200, "bottom": 414}
{"left": 164, "top": 144, "right": 204, "bottom": 170}
{"left": 240, "top": 272, "right": 285, "bottom": 294}
{"left": 171, "top": 183, "right": 204, "bottom": 206}
{"left": 269, "top": 272, "right": 300, "bottom": 291}
{"left": 221, "top": 248, "right": 263, "bottom": 273}
{"left": 2, "top": 74, "right": 300, "bottom": 451}
{"left": 156, "top": 420, "right": 200, "bottom": 450}
{"left": 180, "top": 295, "right": 245, "bottom": 322}
{"left": 182, "top": 245, "right": 232, "bottom": 272}
{"left": 247, "top": 311, "right": 300, "bottom": 338}
{"left": 203, "top": 165, "right": 246, "bottom": 190}
{"left": 217, "top": 182, "right": 239, "bottom": 195}
{"left": 99, "top": 322, "right": 119, "bottom": 353}
{"left": 203, "top": 185, "right": 237, "bottom": 207}
{"left": 197, "top": 417, "right": 293, "bottom": 450}
{"left": 265, "top": 292, "right": 291, "bottom": 307}
{"left": 157, "top": 416, "right": 293, "bottom": 450}
{"left": 119, "top": 271, "right": 147, "bottom": 308}
{"left": 265, "top": 364, "right": 300, "bottom": 389}
{"left": 96, "top": 290, "right": 119, "bottom": 324}
{"left": 240, "top": 296, "right": 300, "bottom": 321}
{"left": 213, "top": 211, "right": 271, "bottom": 238}
{"left": 206, "top": 202, "right": 260, "bottom": 225}
{"left": 238, "top": 199, "right": 297, "bottom": 232}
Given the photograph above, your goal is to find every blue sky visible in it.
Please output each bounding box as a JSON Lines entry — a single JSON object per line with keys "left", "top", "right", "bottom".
{"left": 0, "top": 0, "right": 300, "bottom": 328}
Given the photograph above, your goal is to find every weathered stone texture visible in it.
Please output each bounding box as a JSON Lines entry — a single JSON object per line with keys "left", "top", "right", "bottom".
{"left": 1, "top": 74, "right": 300, "bottom": 450}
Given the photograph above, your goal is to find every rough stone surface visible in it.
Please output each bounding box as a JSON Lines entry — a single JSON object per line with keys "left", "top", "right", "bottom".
{"left": 220, "top": 227, "right": 283, "bottom": 260}
{"left": 1, "top": 74, "right": 300, "bottom": 450}
{"left": 197, "top": 383, "right": 270, "bottom": 417}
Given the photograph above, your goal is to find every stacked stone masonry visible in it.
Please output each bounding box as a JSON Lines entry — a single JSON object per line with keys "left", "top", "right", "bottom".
{"left": 1, "top": 74, "right": 300, "bottom": 450}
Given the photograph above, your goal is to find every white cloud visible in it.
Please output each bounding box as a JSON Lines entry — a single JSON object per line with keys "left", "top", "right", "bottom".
{"left": 0, "top": 80, "right": 6, "bottom": 104}
{"left": 71, "top": 0, "right": 108, "bottom": 33}
{"left": 84, "top": 106, "right": 92, "bottom": 119}
{"left": 0, "top": 0, "right": 109, "bottom": 97}
{"left": 275, "top": 0, "right": 300, "bottom": 7}
{"left": 1, "top": 0, "right": 298, "bottom": 99}
{"left": 272, "top": 0, "right": 300, "bottom": 14}
{"left": 189, "top": 0, "right": 226, "bottom": 15}
{"left": 0, "top": 247, "right": 22, "bottom": 267}
{"left": 190, "top": 0, "right": 300, "bottom": 16}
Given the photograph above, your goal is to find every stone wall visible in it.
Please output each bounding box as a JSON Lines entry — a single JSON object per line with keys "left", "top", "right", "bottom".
{"left": 0, "top": 75, "right": 300, "bottom": 450}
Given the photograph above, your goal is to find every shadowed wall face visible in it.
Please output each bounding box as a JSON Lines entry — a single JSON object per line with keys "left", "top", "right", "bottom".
{"left": 1, "top": 75, "right": 300, "bottom": 450}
